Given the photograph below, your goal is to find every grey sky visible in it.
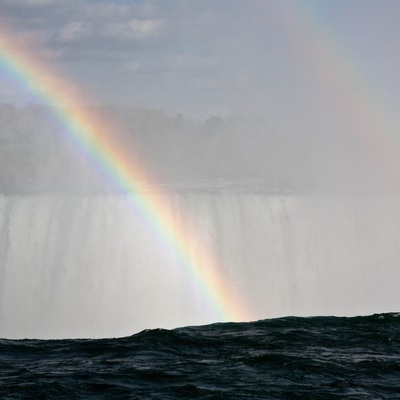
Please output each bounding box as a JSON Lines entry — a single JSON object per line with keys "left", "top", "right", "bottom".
{"left": 0, "top": 0, "right": 400, "bottom": 122}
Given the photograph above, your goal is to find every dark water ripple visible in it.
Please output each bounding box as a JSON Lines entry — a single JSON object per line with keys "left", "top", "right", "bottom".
{"left": 1, "top": 313, "right": 400, "bottom": 399}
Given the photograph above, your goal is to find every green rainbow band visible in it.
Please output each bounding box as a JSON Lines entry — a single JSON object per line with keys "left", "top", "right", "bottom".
{"left": 0, "top": 25, "right": 250, "bottom": 323}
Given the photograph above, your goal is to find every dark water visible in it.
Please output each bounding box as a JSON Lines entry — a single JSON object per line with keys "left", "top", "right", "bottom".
{"left": 1, "top": 314, "right": 399, "bottom": 399}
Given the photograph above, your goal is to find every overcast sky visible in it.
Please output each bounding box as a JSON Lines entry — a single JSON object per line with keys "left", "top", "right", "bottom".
{"left": 0, "top": 0, "right": 400, "bottom": 123}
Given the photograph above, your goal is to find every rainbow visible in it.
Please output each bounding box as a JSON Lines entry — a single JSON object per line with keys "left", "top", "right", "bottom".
{"left": 275, "top": 1, "right": 400, "bottom": 190}
{"left": 0, "top": 23, "right": 250, "bottom": 323}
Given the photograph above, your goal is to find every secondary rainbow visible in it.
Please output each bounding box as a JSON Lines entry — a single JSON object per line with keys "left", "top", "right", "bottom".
{"left": 276, "top": 1, "right": 400, "bottom": 190}
{"left": 0, "top": 25, "right": 250, "bottom": 323}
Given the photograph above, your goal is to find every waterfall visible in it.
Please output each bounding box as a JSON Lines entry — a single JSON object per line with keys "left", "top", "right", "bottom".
{"left": 1, "top": 192, "right": 399, "bottom": 339}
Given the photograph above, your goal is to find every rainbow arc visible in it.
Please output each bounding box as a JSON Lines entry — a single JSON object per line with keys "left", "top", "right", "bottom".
{"left": 0, "top": 23, "right": 250, "bottom": 323}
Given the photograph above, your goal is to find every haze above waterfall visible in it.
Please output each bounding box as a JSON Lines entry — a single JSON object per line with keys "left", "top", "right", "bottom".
{"left": 1, "top": 1, "right": 400, "bottom": 195}
{"left": 0, "top": 103, "right": 392, "bottom": 195}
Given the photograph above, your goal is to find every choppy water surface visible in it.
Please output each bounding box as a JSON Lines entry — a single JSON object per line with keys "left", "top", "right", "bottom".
{"left": 1, "top": 313, "right": 399, "bottom": 399}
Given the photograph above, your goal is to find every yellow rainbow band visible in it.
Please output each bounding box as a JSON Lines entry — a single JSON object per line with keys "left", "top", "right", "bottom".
{"left": 0, "top": 25, "right": 250, "bottom": 323}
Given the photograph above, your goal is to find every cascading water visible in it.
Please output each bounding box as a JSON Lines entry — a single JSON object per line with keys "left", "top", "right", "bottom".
{"left": 0, "top": 192, "right": 399, "bottom": 339}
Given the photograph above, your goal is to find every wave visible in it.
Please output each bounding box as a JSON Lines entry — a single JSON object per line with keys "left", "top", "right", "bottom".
{"left": 1, "top": 313, "right": 399, "bottom": 399}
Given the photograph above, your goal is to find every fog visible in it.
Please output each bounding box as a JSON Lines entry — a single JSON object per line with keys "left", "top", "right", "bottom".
{"left": 0, "top": 103, "right": 391, "bottom": 195}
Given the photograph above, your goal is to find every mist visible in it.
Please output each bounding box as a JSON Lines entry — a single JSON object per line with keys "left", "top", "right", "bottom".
{"left": 0, "top": 103, "right": 391, "bottom": 195}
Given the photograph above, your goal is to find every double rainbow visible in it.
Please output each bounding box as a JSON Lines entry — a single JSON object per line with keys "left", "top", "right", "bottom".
{"left": 3, "top": 2, "right": 397, "bottom": 325}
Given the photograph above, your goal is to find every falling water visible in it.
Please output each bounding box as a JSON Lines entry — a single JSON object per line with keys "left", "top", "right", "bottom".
{"left": 1, "top": 192, "right": 399, "bottom": 339}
